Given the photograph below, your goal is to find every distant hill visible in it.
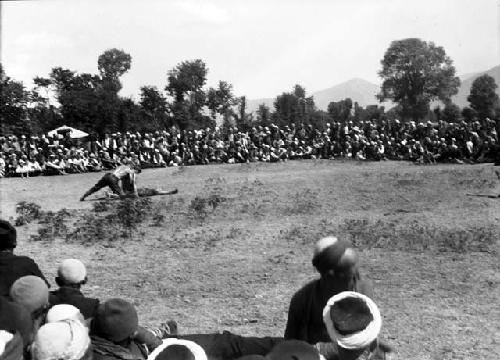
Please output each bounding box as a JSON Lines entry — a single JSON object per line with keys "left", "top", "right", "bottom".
{"left": 312, "top": 78, "right": 390, "bottom": 110}
{"left": 246, "top": 78, "right": 390, "bottom": 114}
{"left": 452, "top": 65, "right": 500, "bottom": 108}
{"left": 246, "top": 66, "right": 500, "bottom": 114}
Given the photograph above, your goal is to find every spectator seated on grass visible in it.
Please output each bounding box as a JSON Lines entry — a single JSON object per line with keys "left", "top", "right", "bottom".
{"left": 0, "top": 220, "right": 50, "bottom": 297}
{"left": 31, "top": 319, "right": 92, "bottom": 360}
{"left": 46, "top": 304, "right": 86, "bottom": 325}
{"left": 9, "top": 276, "right": 51, "bottom": 349}
{"left": 322, "top": 291, "right": 390, "bottom": 360}
{"left": 0, "top": 295, "right": 33, "bottom": 355}
{"left": 49, "top": 259, "right": 100, "bottom": 320}
{"left": 284, "top": 236, "right": 373, "bottom": 344}
{"left": 90, "top": 298, "right": 152, "bottom": 360}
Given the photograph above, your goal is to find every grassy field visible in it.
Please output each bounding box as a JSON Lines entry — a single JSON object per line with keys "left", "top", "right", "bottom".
{"left": 1, "top": 160, "right": 500, "bottom": 360}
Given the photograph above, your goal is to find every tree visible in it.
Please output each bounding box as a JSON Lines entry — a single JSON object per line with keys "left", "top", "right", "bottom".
{"left": 0, "top": 64, "right": 30, "bottom": 134}
{"left": 441, "top": 103, "right": 461, "bottom": 123}
{"left": 165, "top": 59, "right": 209, "bottom": 129}
{"left": 47, "top": 67, "right": 102, "bottom": 133}
{"left": 206, "top": 81, "right": 235, "bottom": 120}
{"left": 327, "top": 98, "right": 352, "bottom": 123}
{"left": 256, "top": 103, "right": 271, "bottom": 126}
{"left": 378, "top": 38, "right": 460, "bottom": 122}
{"left": 97, "top": 48, "right": 132, "bottom": 92}
{"left": 140, "top": 86, "right": 168, "bottom": 130}
{"left": 273, "top": 85, "right": 315, "bottom": 126}
{"left": 467, "top": 74, "right": 499, "bottom": 120}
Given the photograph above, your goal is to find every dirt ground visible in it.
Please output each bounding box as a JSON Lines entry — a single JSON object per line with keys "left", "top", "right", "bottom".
{"left": 1, "top": 160, "right": 499, "bottom": 360}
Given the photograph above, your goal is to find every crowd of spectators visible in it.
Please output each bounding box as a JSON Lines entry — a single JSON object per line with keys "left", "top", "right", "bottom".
{"left": 1, "top": 118, "right": 499, "bottom": 178}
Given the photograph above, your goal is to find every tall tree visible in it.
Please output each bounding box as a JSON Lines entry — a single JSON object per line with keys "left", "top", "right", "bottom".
{"left": 165, "top": 59, "right": 209, "bottom": 129}
{"left": 378, "top": 38, "right": 460, "bottom": 122}
{"left": 206, "top": 80, "right": 235, "bottom": 120}
{"left": 97, "top": 48, "right": 132, "bottom": 92}
{"left": 467, "top": 74, "right": 499, "bottom": 120}
{"left": 0, "top": 64, "right": 30, "bottom": 134}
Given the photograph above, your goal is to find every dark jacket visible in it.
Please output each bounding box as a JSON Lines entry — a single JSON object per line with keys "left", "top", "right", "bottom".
{"left": 284, "top": 274, "right": 373, "bottom": 344}
{"left": 0, "top": 252, "right": 49, "bottom": 297}
{"left": 91, "top": 335, "right": 148, "bottom": 360}
{"left": 49, "top": 287, "right": 100, "bottom": 319}
{"left": 0, "top": 296, "right": 34, "bottom": 347}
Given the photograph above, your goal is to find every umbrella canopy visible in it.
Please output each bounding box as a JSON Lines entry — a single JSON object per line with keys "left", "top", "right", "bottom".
{"left": 47, "top": 126, "right": 89, "bottom": 139}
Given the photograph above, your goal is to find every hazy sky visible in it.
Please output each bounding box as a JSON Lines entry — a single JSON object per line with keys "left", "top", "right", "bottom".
{"left": 2, "top": 0, "right": 499, "bottom": 100}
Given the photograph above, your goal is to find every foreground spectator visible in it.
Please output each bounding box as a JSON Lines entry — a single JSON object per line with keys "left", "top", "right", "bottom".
{"left": 322, "top": 291, "right": 388, "bottom": 360}
{"left": 147, "top": 339, "right": 207, "bottom": 360}
{"left": 90, "top": 298, "right": 150, "bottom": 360}
{"left": 49, "top": 259, "right": 99, "bottom": 320}
{"left": 285, "top": 236, "right": 373, "bottom": 343}
{"left": 9, "top": 276, "right": 51, "bottom": 352}
{"left": 0, "top": 220, "right": 49, "bottom": 297}
{"left": 0, "top": 296, "right": 33, "bottom": 352}
{"left": 31, "top": 320, "right": 92, "bottom": 360}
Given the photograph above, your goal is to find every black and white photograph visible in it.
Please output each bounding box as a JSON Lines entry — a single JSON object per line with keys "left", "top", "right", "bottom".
{"left": 0, "top": 1, "right": 499, "bottom": 359}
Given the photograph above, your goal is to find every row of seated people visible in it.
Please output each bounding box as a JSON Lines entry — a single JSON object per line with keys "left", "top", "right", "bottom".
{"left": 0, "top": 219, "right": 391, "bottom": 360}
{"left": 2, "top": 118, "right": 499, "bottom": 177}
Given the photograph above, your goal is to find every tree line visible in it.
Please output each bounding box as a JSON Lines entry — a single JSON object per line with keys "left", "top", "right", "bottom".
{"left": 1, "top": 38, "right": 499, "bottom": 137}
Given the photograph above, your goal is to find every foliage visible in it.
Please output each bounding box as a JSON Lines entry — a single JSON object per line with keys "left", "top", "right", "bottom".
{"left": 378, "top": 38, "right": 460, "bottom": 121}
{"left": 207, "top": 81, "right": 236, "bottom": 120}
{"left": 14, "top": 201, "right": 43, "bottom": 226}
{"left": 467, "top": 74, "right": 499, "bottom": 120}
{"left": 441, "top": 102, "right": 462, "bottom": 123}
{"left": 0, "top": 64, "right": 30, "bottom": 135}
{"left": 30, "top": 209, "right": 71, "bottom": 242}
{"left": 327, "top": 98, "right": 353, "bottom": 123}
{"left": 256, "top": 103, "right": 272, "bottom": 126}
{"left": 188, "top": 177, "right": 227, "bottom": 220}
{"left": 139, "top": 86, "right": 169, "bottom": 130}
{"left": 97, "top": 48, "right": 132, "bottom": 90}
{"left": 273, "top": 85, "right": 316, "bottom": 127}
{"left": 115, "top": 198, "right": 153, "bottom": 238}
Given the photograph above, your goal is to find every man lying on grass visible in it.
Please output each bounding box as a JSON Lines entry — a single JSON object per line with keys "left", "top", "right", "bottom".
{"left": 86, "top": 293, "right": 388, "bottom": 360}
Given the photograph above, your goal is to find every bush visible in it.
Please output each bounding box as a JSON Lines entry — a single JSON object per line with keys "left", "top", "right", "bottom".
{"left": 30, "top": 209, "right": 70, "bottom": 242}
{"left": 15, "top": 201, "right": 42, "bottom": 226}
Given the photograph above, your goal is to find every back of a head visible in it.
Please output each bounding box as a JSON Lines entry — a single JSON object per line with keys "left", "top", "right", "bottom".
{"left": 9, "top": 276, "right": 49, "bottom": 315}
{"left": 57, "top": 259, "right": 87, "bottom": 286}
{"left": 148, "top": 339, "right": 207, "bottom": 360}
{"left": 266, "top": 340, "right": 320, "bottom": 360}
{"left": 0, "top": 220, "right": 16, "bottom": 251}
{"left": 92, "top": 298, "right": 138, "bottom": 343}
{"left": 312, "top": 236, "right": 358, "bottom": 275}
{"left": 0, "top": 296, "right": 33, "bottom": 350}
{"left": 31, "top": 320, "right": 91, "bottom": 360}
{"left": 158, "top": 345, "right": 195, "bottom": 360}
{"left": 46, "top": 304, "right": 85, "bottom": 325}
